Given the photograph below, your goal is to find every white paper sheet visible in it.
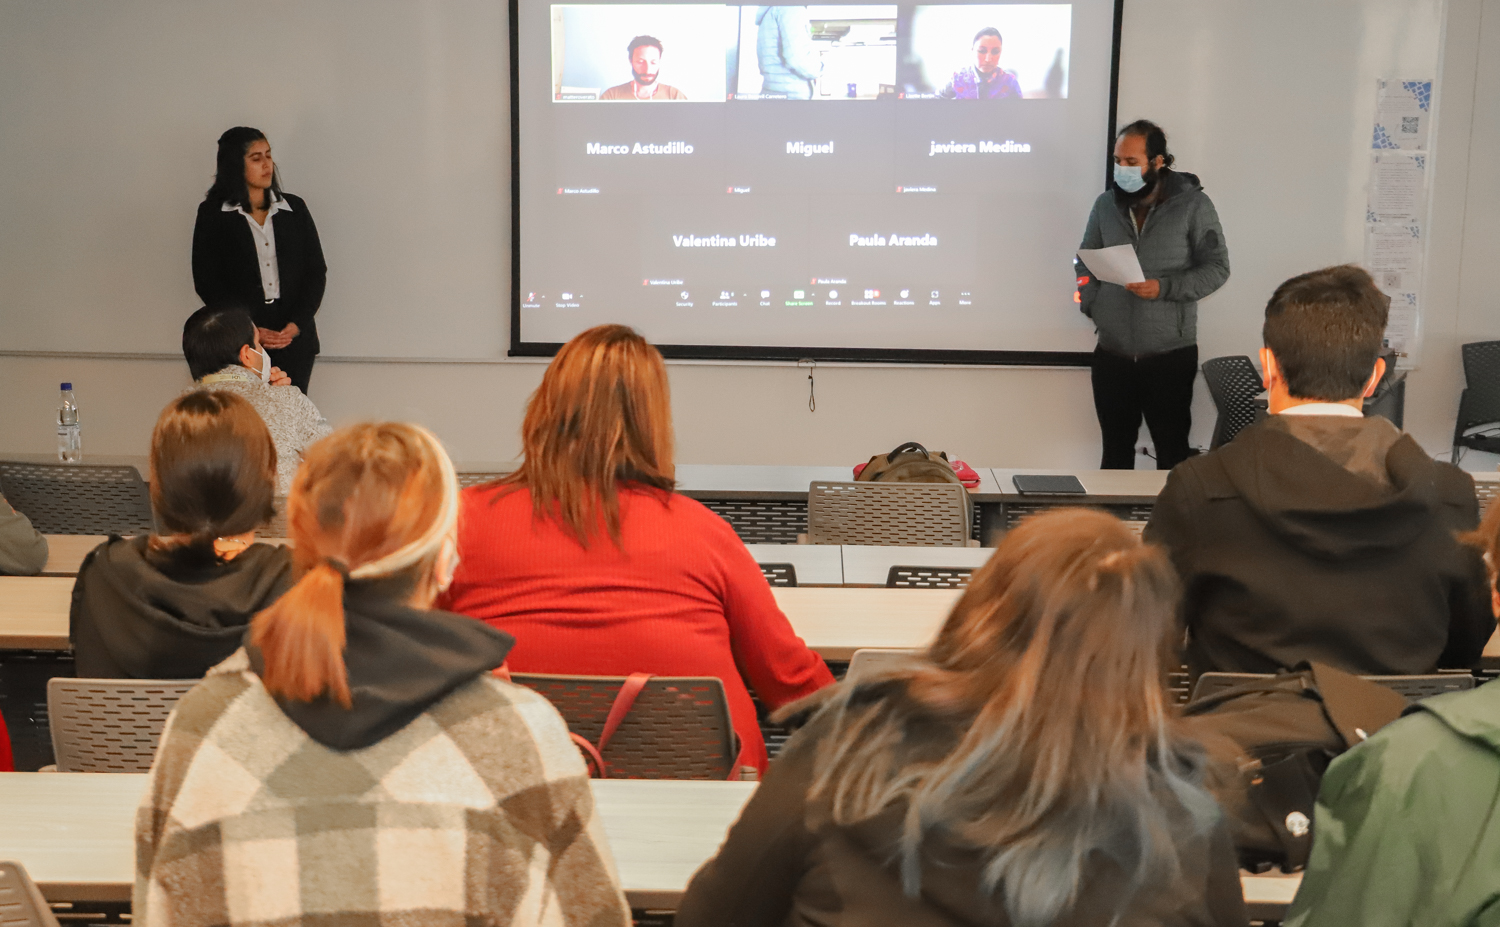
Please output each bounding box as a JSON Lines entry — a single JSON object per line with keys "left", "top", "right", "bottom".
{"left": 1076, "top": 244, "right": 1145, "bottom": 285}
{"left": 1373, "top": 79, "right": 1432, "bottom": 151}
{"left": 1368, "top": 151, "right": 1426, "bottom": 223}
{"left": 1365, "top": 223, "right": 1422, "bottom": 292}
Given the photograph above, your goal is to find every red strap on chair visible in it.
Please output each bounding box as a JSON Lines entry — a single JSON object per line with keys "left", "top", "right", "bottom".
{"left": 597, "top": 672, "right": 653, "bottom": 761}
{"left": 570, "top": 733, "right": 606, "bottom": 777}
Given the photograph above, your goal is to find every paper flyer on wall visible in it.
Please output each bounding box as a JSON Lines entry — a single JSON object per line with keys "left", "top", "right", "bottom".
{"left": 1367, "top": 151, "right": 1426, "bottom": 223}
{"left": 1372, "top": 79, "right": 1432, "bottom": 151}
{"left": 1365, "top": 78, "right": 1431, "bottom": 365}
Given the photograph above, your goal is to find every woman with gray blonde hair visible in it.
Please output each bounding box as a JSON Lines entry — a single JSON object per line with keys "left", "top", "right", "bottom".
{"left": 676, "top": 507, "right": 1247, "bottom": 927}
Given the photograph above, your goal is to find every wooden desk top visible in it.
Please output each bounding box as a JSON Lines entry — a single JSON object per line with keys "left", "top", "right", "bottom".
{"left": 0, "top": 772, "right": 754, "bottom": 908}
{"left": 771, "top": 586, "right": 959, "bottom": 659}
{"left": 0, "top": 576, "right": 74, "bottom": 649}
{"left": 39, "top": 536, "right": 108, "bottom": 577}
{"left": 840, "top": 545, "right": 991, "bottom": 586}
{"left": 1, "top": 578, "right": 955, "bottom": 658}
{"left": 744, "top": 544, "right": 844, "bottom": 585}
{"left": 674, "top": 465, "right": 1006, "bottom": 500}
{"left": 0, "top": 772, "right": 1295, "bottom": 914}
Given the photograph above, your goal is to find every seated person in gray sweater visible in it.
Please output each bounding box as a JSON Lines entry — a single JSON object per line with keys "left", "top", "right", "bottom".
{"left": 0, "top": 491, "right": 47, "bottom": 575}
{"left": 183, "top": 305, "right": 331, "bottom": 496}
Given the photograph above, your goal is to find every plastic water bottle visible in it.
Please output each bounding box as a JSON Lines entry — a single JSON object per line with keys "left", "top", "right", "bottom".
{"left": 57, "top": 383, "right": 81, "bottom": 462}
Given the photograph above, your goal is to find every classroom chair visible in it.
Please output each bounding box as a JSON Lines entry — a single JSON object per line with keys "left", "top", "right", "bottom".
{"left": 1201, "top": 356, "right": 1264, "bottom": 449}
{"left": 0, "top": 462, "right": 154, "bottom": 536}
{"left": 1363, "top": 348, "right": 1407, "bottom": 428}
{"left": 510, "top": 673, "right": 737, "bottom": 779}
{"left": 1189, "top": 671, "right": 1473, "bottom": 704}
{"left": 47, "top": 678, "right": 195, "bottom": 773}
{"left": 757, "top": 562, "right": 798, "bottom": 586}
{"left": 0, "top": 861, "right": 61, "bottom": 927}
{"left": 807, "top": 481, "right": 972, "bottom": 546}
{"left": 886, "top": 566, "right": 972, "bottom": 588}
{"left": 1451, "top": 340, "right": 1500, "bottom": 463}
{"left": 847, "top": 648, "right": 919, "bottom": 676}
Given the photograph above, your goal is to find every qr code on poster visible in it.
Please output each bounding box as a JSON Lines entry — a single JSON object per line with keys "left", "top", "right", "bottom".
{"left": 1383, "top": 272, "right": 1402, "bottom": 288}
{"left": 1401, "top": 116, "right": 1420, "bottom": 134}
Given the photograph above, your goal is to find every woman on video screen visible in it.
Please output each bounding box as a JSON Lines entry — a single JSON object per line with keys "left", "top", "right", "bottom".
{"left": 938, "top": 27, "right": 1022, "bottom": 99}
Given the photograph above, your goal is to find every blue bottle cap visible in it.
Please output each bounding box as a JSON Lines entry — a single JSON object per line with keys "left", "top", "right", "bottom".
{"left": 61, "top": 382, "right": 72, "bottom": 390}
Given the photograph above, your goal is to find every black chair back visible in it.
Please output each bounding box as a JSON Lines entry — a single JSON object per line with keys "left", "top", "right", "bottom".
{"left": 1201, "top": 356, "right": 1264, "bottom": 449}
{"left": 0, "top": 462, "right": 154, "bottom": 535}
{"left": 1453, "top": 341, "right": 1500, "bottom": 462}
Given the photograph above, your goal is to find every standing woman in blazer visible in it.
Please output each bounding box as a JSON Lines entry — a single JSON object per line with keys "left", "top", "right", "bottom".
{"left": 193, "top": 127, "right": 327, "bottom": 393}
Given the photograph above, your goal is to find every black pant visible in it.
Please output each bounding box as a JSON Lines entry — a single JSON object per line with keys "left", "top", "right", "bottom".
{"left": 252, "top": 299, "right": 317, "bottom": 393}
{"left": 1091, "top": 345, "right": 1198, "bottom": 470}
{"left": 266, "top": 338, "right": 316, "bottom": 394}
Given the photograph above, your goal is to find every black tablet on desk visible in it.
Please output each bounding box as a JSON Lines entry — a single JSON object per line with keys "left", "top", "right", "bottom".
{"left": 1012, "top": 474, "right": 1088, "bottom": 495}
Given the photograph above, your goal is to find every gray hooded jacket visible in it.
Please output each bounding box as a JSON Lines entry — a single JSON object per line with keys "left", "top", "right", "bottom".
{"left": 1077, "top": 170, "right": 1230, "bottom": 357}
{"left": 756, "top": 6, "right": 820, "bottom": 99}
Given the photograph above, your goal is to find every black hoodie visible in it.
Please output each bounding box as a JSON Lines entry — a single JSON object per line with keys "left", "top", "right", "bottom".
{"left": 70, "top": 536, "right": 294, "bottom": 679}
{"left": 247, "top": 579, "right": 515, "bottom": 750}
{"left": 1145, "top": 416, "right": 1493, "bottom": 677}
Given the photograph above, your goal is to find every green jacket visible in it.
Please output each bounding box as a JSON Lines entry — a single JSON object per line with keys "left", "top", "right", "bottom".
{"left": 1286, "top": 682, "right": 1500, "bottom": 926}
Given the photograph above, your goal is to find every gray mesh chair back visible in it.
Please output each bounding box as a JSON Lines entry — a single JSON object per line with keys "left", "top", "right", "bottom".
{"left": 456, "top": 472, "right": 509, "bottom": 488}
{"left": 1189, "top": 671, "right": 1473, "bottom": 704}
{"left": 0, "top": 861, "right": 60, "bottom": 927}
{"left": 807, "top": 481, "right": 970, "bottom": 546}
{"left": 0, "top": 462, "right": 154, "bottom": 536}
{"left": 1452, "top": 341, "right": 1500, "bottom": 462}
{"left": 758, "top": 563, "right": 798, "bottom": 587}
{"left": 47, "top": 678, "right": 196, "bottom": 772}
{"left": 510, "top": 674, "right": 735, "bottom": 779}
{"left": 848, "top": 649, "right": 918, "bottom": 677}
{"left": 886, "top": 566, "right": 973, "bottom": 588}
{"left": 1201, "top": 356, "right": 1264, "bottom": 449}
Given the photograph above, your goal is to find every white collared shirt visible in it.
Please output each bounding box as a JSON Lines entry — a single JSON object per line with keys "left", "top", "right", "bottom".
{"left": 222, "top": 196, "right": 294, "bottom": 301}
{"left": 1278, "top": 402, "right": 1364, "bottom": 417}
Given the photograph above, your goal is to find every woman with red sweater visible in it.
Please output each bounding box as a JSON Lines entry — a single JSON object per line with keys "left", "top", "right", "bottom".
{"left": 439, "top": 324, "right": 834, "bottom": 772}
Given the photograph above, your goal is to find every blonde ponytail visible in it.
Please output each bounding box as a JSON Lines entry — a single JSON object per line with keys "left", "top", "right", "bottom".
{"left": 251, "top": 424, "right": 458, "bottom": 707}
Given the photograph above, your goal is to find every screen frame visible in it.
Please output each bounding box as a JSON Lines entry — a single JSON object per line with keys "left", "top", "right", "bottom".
{"left": 508, "top": 0, "right": 1123, "bottom": 366}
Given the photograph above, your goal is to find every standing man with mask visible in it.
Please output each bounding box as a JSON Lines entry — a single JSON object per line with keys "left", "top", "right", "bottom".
{"left": 1076, "top": 120, "right": 1230, "bottom": 469}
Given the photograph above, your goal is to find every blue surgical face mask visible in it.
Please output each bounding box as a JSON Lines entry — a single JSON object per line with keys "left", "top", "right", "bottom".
{"left": 1113, "top": 163, "right": 1146, "bottom": 193}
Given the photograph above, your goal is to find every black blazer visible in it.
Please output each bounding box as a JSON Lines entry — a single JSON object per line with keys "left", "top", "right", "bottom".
{"left": 192, "top": 192, "right": 327, "bottom": 353}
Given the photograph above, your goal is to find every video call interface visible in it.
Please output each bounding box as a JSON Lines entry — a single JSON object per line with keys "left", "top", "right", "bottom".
{"left": 515, "top": 1, "right": 1116, "bottom": 356}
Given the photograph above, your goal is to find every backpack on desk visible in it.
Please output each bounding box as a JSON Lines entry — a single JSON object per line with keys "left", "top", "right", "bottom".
{"left": 1180, "top": 662, "right": 1407, "bottom": 873}
{"left": 854, "top": 442, "right": 977, "bottom": 487}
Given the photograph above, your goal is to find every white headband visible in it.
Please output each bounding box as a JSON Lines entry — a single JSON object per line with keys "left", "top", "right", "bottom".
{"left": 345, "top": 425, "right": 459, "bottom": 581}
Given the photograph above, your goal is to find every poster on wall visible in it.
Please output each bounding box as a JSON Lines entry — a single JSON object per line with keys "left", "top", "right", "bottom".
{"left": 1365, "top": 78, "right": 1431, "bottom": 364}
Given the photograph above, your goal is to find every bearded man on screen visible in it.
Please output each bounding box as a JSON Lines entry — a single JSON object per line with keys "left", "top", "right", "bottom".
{"left": 601, "top": 35, "right": 687, "bottom": 100}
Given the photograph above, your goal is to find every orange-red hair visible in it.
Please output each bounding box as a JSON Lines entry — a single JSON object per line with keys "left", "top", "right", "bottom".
{"left": 495, "top": 324, "right": 674, "bottom": 545}
{"left": 250, "top": 422, "right": 459, "bottom": 708}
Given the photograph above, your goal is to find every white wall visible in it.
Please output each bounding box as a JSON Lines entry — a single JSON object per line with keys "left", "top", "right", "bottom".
{"left": 3, "top": 0, "right": 1496, "bottom": 467}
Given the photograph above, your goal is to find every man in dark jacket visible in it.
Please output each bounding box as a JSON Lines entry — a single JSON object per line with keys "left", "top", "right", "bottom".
{"left": 1078, "top": 119, "right": 1231, "bottom": 469}
{"left": 1145, "top": 264, "right": 1492, "bottom": 678}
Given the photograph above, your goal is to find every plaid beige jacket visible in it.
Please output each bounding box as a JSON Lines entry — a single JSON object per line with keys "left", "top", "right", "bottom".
{"left": 134, "top": 650, "right": 630, "bottom": 927}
